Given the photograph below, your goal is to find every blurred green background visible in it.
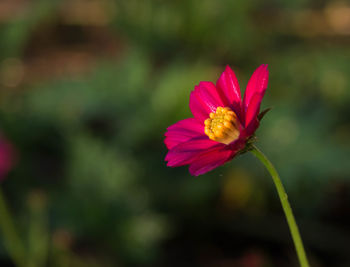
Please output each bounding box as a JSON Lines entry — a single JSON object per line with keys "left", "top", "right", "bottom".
{"left": 0, "top": 0, "right": 349, "bottom": 266}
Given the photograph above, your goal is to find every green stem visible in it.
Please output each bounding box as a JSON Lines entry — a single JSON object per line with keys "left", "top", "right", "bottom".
{"left": 0, "top": 187, "right": 26, "bottom": 267}
{"left": 250, "top": 145, "right": 310, "bottom": 267}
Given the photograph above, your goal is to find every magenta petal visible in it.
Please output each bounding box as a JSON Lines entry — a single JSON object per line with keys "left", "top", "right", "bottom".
{"left": 166, "top": 118, "right": 203, "bottom": 133}
{"left": 243, "top": 64, "right": 268, "bottom": 112}
{"left": 189, "top": 82, "right": 223, "bottom": 122}
{"left": 228, "top": 135, "right": 247, "bottom": 152}
{"left": 164, "top": 118, "right": 204, "bottom": 149}
{"left": 216, "top": 66, "right": 242, "bottom": 117}
{"left": 189, "top": 148, "right": 234, "bottom": 176}
{"left": 245, "top": 93, "right": 262, "bottom": 135}
{"left": 165, "top": 137, "right": 223, "bottom": 167}
{"left": 189, "top": 91, "right": 210, "bottom": 123}
{"left": 196, "top": 81, "right": 225, "bottom": 110}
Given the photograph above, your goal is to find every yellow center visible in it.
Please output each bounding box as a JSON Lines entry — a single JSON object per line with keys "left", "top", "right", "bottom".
{"left": 204, "top": 106, "right": 240, "bottom": 145}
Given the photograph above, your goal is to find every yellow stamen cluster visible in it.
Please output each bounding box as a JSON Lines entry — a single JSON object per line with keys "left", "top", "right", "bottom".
{"left": 204, "top": 107, "right": 240, "bottom": 145}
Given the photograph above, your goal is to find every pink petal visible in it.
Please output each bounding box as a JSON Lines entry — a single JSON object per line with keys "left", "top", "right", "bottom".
{"left": 189, "top": 91, "right": 210, "bottom": 123}
{"left": 216, "top": 66, "right": 242, "bottom": 117}
{"left": 227, "top": 135, "right": 247, "bottom": 152}
{"left": 245, "top": 93, "right": 262, "bottom": 135}
{"left": 189, "top": 82, "right": 223, "bottom": 122}
{"left": 164, "top": 118, "right": 204, "bottom": 149}
{"left": 197, "top": 81, "right": 226, "bottom": 109}
{"left": 165, "top": 137, "right": 224, "bottom": 167}
{"left": 189, "top": 148, "right": 235, "bottom": 176}
{"left": 243, "top": 64, "right": 268, "bottom": 112}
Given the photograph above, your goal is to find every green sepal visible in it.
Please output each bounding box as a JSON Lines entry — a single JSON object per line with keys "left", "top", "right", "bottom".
{"left": 258, "top": 107, "right": 272, "bottom": 121}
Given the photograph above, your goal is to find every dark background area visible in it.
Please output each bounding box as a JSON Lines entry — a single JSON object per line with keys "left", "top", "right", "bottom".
{"left": 0, "top": 0, "right": 349, "bottom": 266}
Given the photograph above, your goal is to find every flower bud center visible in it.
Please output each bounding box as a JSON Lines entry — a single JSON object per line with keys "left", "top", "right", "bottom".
{"left": 204, "top": 107, "right": 240, "bottom": 145}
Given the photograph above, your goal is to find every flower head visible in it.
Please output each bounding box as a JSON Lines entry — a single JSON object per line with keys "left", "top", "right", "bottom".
{"left": 164, "top": 65, "right": 269, "bottom": 176}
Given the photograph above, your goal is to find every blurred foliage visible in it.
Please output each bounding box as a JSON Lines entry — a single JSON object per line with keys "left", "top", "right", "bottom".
{"left": 0, "top": 0, "right": 349, "bottom": 266}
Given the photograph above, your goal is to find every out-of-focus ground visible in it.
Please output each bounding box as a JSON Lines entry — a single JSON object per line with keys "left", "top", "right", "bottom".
{"left": 0, "top": 0, "right": 349, "bottom": 266}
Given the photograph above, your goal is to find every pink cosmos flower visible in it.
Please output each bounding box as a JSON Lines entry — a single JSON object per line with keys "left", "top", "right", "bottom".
{"left": 164, "top": 65, "right": 269, "bottom": 176}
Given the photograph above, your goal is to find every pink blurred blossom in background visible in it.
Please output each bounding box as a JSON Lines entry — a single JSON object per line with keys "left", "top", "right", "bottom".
{"left": 0, "top": 136, "right": 15, "bottom": 180}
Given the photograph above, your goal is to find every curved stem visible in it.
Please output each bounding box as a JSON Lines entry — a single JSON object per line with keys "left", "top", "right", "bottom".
{"left": 250, "top": 145, "right": 310, "bottom": 267}
{"left": 0, "top": 187, "right": 26, "bottom": 267}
